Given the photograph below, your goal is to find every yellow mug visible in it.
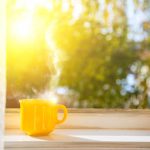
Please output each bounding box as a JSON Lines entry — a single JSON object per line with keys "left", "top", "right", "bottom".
{"left": 19, "top": 99, "right": 68, "bottom": 136}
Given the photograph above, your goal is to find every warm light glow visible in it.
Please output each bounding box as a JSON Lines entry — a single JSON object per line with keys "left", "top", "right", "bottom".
{"left": 11, "top": 17, "right": 33, "bottom": 40}
{"left": 48, "top": 92, "right": 58, "bottom": 104}
{"left": 37, "top": 91, "right": 58, "bottom": 104}
{"left": 7, "top": 0, "right": 64, "bottom": 104}
{"left": 15, "top": 0, "right": 53, "bottom": 12}
{"left": 10, "top": 0, "right": 53, "bottom": 41}
{"left": 50, "top": 98, "right": 58, "bottom": 104}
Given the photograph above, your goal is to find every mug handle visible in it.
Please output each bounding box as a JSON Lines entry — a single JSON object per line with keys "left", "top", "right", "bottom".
{"left": 56, "top": 105, "right": 68, "bottom": 124}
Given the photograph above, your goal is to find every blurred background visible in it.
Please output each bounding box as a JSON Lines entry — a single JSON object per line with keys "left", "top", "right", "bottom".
{"left": 6, "top": 0, "right": 150, "bottom": 108}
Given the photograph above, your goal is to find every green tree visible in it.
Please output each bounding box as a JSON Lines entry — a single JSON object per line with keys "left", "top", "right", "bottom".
{"left": 51, "top": 0, "right": 150, "bottom": 108}
{"left": 7, "top": 0, "right": 150, "bottom": 108}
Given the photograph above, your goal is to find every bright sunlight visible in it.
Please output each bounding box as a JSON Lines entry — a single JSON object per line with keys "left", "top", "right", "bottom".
{"left": 11, "top": 17, "right": 33, "bottom": 40}
{"left": 7, "top": 0, "right": 150, "bottom": 108}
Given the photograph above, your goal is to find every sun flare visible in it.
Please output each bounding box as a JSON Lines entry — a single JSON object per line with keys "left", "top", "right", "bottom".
{"left": 11, "top": 17, "right": 33, "bottom": 40}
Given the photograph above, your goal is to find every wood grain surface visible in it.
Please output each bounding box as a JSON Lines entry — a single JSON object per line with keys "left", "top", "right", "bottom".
{"left": 5, "top": 129, "right": 150, "bottom": 150}
{"left": 5, "top": 108, "right": 150, "bottom": 130}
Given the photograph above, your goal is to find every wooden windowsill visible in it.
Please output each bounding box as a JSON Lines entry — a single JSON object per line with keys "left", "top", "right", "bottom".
{"left": 5, "top": 108, "right": 150, "bottom": 130}
{"left": 5, "top": 129, "right": 150, "bottom": 149}
{"left": 5, "top": 109, "right": 150, "bottom": 149}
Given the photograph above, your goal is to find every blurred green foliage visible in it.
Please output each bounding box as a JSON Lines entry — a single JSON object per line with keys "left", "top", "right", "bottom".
{"left": 7, "top": 0, "right": 150, "bottom": 108}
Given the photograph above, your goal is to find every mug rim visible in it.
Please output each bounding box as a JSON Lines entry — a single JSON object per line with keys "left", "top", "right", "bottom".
{"left": 19, "top": 99, "right": 55, "bottom": 104}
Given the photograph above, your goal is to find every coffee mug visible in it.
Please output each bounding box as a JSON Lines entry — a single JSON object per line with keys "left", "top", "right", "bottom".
{"left": 19, "top": 99, "right": 68, "bottom": 136}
